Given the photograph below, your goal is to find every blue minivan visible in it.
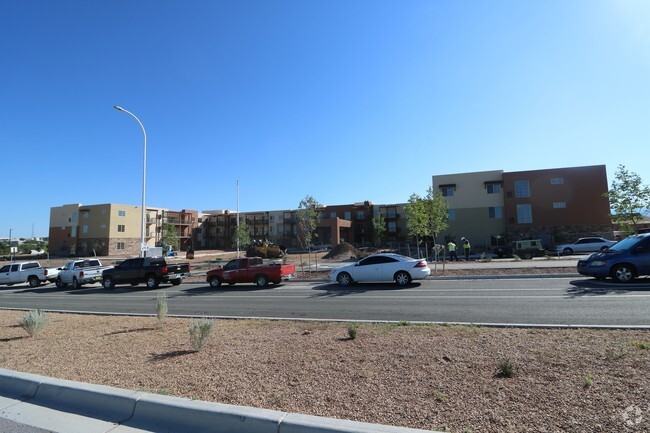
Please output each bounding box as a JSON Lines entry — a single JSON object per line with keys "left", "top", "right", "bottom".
{"left": 577, "top": 233, "right": 650, "bottom": 282}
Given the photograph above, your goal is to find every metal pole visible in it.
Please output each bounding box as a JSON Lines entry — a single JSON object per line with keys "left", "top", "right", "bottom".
{"left": 8, "top": 228, "right": 12, "bottom": 262}
{"left": 237, "top": 180, "right": 240, "bottom": 258}
{"left": 114, "top": 106, "right": 147, "bottom": 258}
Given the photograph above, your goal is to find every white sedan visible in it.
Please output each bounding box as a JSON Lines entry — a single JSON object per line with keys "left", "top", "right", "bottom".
{"left": 330, "top": 253, "right": 431, "bottom": 286}
{"left": 554, "top": 237, "right": 617, "bottom": 255}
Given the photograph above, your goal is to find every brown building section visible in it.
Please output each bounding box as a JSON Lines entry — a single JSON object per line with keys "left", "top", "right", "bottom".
{"left": 503, "top": 165, "right": 612, "bottom": 244}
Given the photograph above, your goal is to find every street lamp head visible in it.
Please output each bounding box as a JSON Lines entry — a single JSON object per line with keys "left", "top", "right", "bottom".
{"left": 113, "top": 105, "right": 125, "bottom": 111}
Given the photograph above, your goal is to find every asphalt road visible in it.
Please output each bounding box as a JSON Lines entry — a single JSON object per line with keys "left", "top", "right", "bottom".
{"left": 2, "top": 275, "right": 649, "bottom": 327}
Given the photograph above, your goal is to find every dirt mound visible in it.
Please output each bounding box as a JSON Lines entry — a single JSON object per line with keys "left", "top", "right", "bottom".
{"left": 323, "top": 242, "right": 362, "bottom": 260}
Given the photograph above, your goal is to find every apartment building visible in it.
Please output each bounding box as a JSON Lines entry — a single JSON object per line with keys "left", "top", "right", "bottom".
{"left": 49, "top": 204, "right": 199, "bottom": 257}
{"left": 502, "top": 165, "right": 612, "bottom": 244}
{"left": 50, "top": 164, "right": 613, "bottom": 256}
{"left": 433, "top": 170, "right": 506, "bottom": 249}
{"left": 434, "top": 165, "right": 612, "bottom": 250}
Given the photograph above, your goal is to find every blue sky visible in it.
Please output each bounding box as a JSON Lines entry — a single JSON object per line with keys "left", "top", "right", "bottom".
{"left": 2, "top": 0, "right": 650, "bottom": 239}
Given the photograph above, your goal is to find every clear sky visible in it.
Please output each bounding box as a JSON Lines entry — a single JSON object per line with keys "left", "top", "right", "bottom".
{"left": 2, "top": 0, "right": 649, "bottom": 239}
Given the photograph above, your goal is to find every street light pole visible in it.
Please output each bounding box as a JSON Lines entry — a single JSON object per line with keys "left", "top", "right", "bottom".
{"left": 8, "top": 229, "right": 12, "bottom": 262}
{"left": 114, "top": 105, "right": 147, "bottom": 258}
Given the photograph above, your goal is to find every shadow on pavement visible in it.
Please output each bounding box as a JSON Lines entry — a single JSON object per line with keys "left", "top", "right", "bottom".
{"left": 566, "top": 278, "right": 650, "bottom": 298}
{"left": 310, "top": 282, "right": 421, "bottom": 298}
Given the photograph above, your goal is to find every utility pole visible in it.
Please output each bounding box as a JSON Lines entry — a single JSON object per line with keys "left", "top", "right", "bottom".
{"left": 237, "top": 180, "right": 240, "bottom": 258}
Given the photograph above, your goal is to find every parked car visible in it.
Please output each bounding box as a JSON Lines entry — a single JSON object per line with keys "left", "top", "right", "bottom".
{"left": 494, "top": 239, "right": 546, "bottom": 259}
{"left": 330, "top": 253, "right": 430, "bottom": 286}
{"left": 55, "top": 259, "right": 113, "bottom": 289}
{"left": 206, "top": 257, "right": 296, "bottom": 288}
{"left": 554, "top": 237, "right": 617, "bottom": 255}
{"left": 102, "top": 257, "right": 190, "bottom": 289}
{"left": 0, "top": 261, "right": 58, "bottom": 287}
{"left": 577, "top": 233, "right": 650, "bottom": 282}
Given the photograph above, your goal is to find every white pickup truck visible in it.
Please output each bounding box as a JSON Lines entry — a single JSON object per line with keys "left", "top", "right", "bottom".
{"left": 55, "top": 259, "right": 113, "bottom": 289}
{"left": 0, "top": 261, "right": 58, "bottom": 287}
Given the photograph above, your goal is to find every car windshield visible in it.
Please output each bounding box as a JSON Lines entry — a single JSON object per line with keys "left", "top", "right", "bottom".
{"left": 605, "top": 236, "right": 642, "bottom": 252}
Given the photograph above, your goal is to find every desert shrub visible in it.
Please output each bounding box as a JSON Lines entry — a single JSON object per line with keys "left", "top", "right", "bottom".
{"left": 584, "top": 371, "right": 593, "bottom": 388}
{"left": 479, "top": 253, "right": 492, "bottom": 262}
{"left": 497, "top": 358, "right": 517, "bottom": 378}
{"left": 189, "top": 319, "right": 214, "bottom": 352}
{"left": 155, "top": 292, "right": 168, "bottom": 328}
{"left": 19, "top": 309, "right": 49, "bottom": 337}
{"left": 347, "top": 324, "right": 357, "bottom": 340}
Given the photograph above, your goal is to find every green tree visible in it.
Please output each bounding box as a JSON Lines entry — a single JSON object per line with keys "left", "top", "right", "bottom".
{"left": 405, "top": 186, "right": 449, "bottom": 246}
{"left": 606, "top": 165, "right": 650, "bottom": 232}
{"left": 231, "top": 219, "right": 252, "bottom": 249}
{"left": 372, "top": 213, "right": 387, "bottom": 247}
{"left": 296, "top": 195, "right": 321, "bottom": 250}
{"left": 160, "top": 222, "right": 179, "bottom": 252}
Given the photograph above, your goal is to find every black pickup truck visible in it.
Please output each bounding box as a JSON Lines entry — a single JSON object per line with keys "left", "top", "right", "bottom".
{"left": 101, "top": 257, "right": 190, "bottom": 289}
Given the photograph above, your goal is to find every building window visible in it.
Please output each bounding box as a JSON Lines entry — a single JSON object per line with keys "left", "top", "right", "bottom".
{"left": 116, "top": 242, "right": 125, "bottom": 250}
{"left": 388, "top": 222, "right": 397, "bottom": 233}
{"left": 83, "top": 212, "right": 89, "bottom": 219}
{"left": 515, "top": 180, "right": 530, "bottom": 198}
{"left": 71, "top": 226, "right": 77, "bottom": 237}
{"left": 441, "top": 186, "right": 454, "bottom": 197}
{"left": 448, "top": 209, "right": 456, "bottom": 221}
{"left": 344, "top": 212, "right": 351, "bottom": 220}
{"left": 551, "top": 178, "right": 564, "bottom": 185}
{"left": 553, "top": 202, "right": 567, "bottom": 209}
{"left": 118, "top": 210, "right": 126, "bottom": 217}
{"left": 269, "top": 226, "right": 274, "bottom": 234}
{"left": 269, "top": 215, "right": 274, "bottom": 221}
{"left": 71, "top": 212, "right": 78, "bottom": 222}
{"left": 118, "top": 225, "right": 125, "bottom": 232}
{"left": 82, "top": 225, "right": 88, "bottom": 234}
{"left": 329, "top": 212, "right": 336, "bottom": 219}
{"left": 516, "top": 204, "right": 532, "bottom": 224}
{"left": 387, "top": 208, "right": 397, "bottom": 218}
{"left": 489, "top": 207, "right": 503, "bottom": 219}
{"left": 487, "top": 183, "right": 501, "bottom": 194}
{"left": 356, "top": 211, "right": 365, "bottom": 220}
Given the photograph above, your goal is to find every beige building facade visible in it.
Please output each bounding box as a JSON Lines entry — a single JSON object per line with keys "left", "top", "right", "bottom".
{"left": 434, "top": 170, "right": 506, "bottom": 249}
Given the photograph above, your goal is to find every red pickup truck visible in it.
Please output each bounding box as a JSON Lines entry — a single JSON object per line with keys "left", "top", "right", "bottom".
{"left": 206, "top": 257, "right": 296, "bottom": 288}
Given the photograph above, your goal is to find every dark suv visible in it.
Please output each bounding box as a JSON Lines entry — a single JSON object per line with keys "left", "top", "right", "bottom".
{"left": 577, "top": 234, "right": 650, "bottom": 282}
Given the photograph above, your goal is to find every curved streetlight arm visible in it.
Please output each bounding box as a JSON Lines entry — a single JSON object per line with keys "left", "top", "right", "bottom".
{"left": 114, "top": 105, "right": 148, "bottom": 257}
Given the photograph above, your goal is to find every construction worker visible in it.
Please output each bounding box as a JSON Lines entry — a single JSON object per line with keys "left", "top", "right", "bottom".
{"left": 462, "top": 237, "right": 471, "bottom": 261}
{"left": 447, "top": 240, "right": 458, "bottom": 261}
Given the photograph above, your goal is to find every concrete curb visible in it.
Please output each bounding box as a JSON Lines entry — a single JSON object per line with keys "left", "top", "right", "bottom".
{"left": 0, "top": 368, "right": 435, "bottom": 433}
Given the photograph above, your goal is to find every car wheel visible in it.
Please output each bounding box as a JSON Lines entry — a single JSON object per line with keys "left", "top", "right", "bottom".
{"left": 28, "top": 276, "right": 40, "bottom": 288}
{"left": 55, "top": 277, "right": 67, "bottom": 289}
{"left": 171, "top": 279, "right": 181, "bottom": 286}
{"left": 72, "top": 277, "right": 81, "bottom": 289}
{"left": 394, "top": 271, "right": 412, "bottom": 286}
{"left": 612, "top": 264, "right": 635, "bottom": 283}
{"left": 209, "top": 276, "right": 222, "bottom": 288}
{"left": 563, "top": 248, "right": 573, "bottom": 256}
{"left": 146, "top": 275, "right": 160, "bottom": 289}
{"left": 103, "top": 277, "right": 115, "bottom": 290}
{"left": 336, "top": 272, "right": 352, "bottom": 286}
{"left": 255, "top": 274, "right": 268, "bottom": 287}
{"left": 524, "top": 252, "right": 533, "bottom": 260}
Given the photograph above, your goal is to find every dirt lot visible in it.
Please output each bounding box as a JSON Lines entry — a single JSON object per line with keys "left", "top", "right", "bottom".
{"left": 1, "top": 252, "right": 648, "bottom": 432}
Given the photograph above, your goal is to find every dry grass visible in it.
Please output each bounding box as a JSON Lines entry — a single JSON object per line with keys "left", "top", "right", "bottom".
{"left": 1, "top": 310, "right": 649, "bottom": 432}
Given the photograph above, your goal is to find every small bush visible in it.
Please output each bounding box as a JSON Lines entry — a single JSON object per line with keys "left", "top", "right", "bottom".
{"left": 189, "top": 319, "right": 214, "bottom": 352}
{"left": 497, "top": 358, "right": 517, "bottom": 378}
{"left": 632, "top": 341, "right": 650, "bottom": 350}
{"left": 584, "top": 371, "right": 593, "bottom": 388}
{"left": 347, "top": 324, "right": 357, "bottom": 340}
{"left": 19, "top": 309, "right": 49, "bottom": 337}
{"left": 155, "top": 292, "right": 168, "bottom": 328}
